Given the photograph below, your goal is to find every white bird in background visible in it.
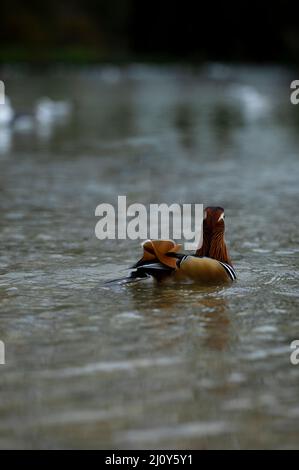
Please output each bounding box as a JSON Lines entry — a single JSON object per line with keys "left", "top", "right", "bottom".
{"left": 35, "top": 97, "right": 72, "bottom": 124}
{"left": 0, "top": 95, "right": 73, "bottom": 149}
{"left": 228, "top": 84, "right": 270, "bottom": 120}
{"left": 13, "top": 113, "right": 35, "bottom": 133}
{"left": 0, "top": 96, "right": 14, "bottom": 126}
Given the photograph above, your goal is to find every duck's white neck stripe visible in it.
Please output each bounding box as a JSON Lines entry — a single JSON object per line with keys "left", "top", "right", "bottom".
{"left": 219, "top": 261, "right": 237, "bottom": 280}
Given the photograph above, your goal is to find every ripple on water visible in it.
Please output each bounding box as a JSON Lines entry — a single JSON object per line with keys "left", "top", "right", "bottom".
{"left": 38, "top": 356, "right": 183, "bottom": 379}
{"left": 274, "top": 250, "right": 297, "bottom": 256}
{"left": 222, "top": 398, "right": 252, "bottom": 411}
{"left": 253, "top": 325, "right": 278, "bottom": 334}
{"left": 114, "top": 311, "right": 143, "bottom": 321}
{"left": 117, "top": 421, "right": 234, "bottom": 444}
{"left": 243, "top": 345, "right": 290, "bottom": 361}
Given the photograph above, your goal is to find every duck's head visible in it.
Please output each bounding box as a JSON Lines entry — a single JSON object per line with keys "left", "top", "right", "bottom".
{"left": 204, "top": 206, "right": 225, "bottom": 232}
{"left": 196, "top": 206, "right": 232, "bottom": 265}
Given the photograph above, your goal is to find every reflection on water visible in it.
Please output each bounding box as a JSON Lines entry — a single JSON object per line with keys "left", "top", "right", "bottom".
{"left": 0, "top": 64, "right": 299, "bottom": 449}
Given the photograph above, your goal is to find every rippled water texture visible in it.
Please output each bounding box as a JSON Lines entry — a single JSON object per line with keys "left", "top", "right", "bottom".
{"left": 0, "top": 65, "right": 298, "bottom": 449}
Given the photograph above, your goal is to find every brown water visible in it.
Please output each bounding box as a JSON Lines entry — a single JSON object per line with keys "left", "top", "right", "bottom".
{"left": 0, "top": 64, "right": 299, "bottom": 449}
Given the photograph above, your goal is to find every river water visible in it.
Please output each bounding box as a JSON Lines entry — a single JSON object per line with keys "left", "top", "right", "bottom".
{"left": 0, "top": 64, "right": 298, "bottom": 449}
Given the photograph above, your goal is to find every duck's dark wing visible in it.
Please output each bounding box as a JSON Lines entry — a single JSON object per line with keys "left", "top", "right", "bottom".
{"left": 105, "top": 261, "right": 174, "bottom": 285}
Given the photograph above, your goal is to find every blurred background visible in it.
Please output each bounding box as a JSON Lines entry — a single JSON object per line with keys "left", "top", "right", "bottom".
{"left": 0, "top": 1, "right": 299, "bottom": 450}
{"left": 0, "top": 0, "right": 299, "bottom": 64}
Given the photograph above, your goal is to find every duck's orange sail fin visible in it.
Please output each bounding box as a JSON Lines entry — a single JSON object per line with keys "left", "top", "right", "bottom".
{"left": 135, "top": 239, "right": 182, "bottom": 269}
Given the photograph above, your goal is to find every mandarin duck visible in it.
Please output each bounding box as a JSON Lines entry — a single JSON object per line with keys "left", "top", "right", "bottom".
{"left": 107, "top": 206, "right": 236, "bottom": 285}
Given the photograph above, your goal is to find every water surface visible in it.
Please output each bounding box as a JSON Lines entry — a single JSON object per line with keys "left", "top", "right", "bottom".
{"left": 0, "top": 64, "right": 298, "bottom": 449}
